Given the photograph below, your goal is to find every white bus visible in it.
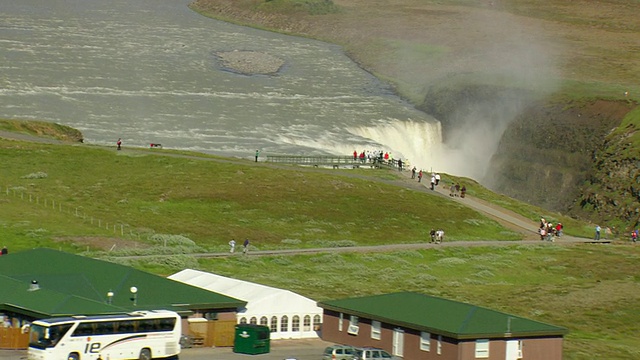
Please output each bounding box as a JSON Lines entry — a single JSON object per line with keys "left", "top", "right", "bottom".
{"left": 27, "top": 310, "right": 181, "bottom": 360}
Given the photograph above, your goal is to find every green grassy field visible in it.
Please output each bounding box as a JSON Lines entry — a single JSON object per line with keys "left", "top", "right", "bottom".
{"left": 2, "top": 125, "right": 640, "bottom": 358}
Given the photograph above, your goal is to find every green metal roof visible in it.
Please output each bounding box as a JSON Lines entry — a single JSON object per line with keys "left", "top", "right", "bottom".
{"left": 318, "top": 292, "right": 568, "bottom": 340}
{"left": 0, "top": 248, "right": 246, "bottom": 318}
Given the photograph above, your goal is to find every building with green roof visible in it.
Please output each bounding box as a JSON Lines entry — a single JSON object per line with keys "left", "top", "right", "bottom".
{"left": 318, "top": 292, "right": 567, "bottom": 360}
{"left": 0, "top": 248, "right": 246, "bottom": 348}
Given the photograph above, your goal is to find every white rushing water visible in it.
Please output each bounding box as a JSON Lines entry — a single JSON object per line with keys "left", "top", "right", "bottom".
{"left": 0, "top": 0, "right": 451, "bottom": 172}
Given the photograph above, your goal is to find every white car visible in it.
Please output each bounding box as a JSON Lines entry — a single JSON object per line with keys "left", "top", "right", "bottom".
{"left": 354, "top": 347, "right": 401, "bottom": 360}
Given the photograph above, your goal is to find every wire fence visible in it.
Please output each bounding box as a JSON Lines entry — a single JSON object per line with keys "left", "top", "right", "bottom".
{"left": 3, "top": 185, "right": 141, "bottom": 240}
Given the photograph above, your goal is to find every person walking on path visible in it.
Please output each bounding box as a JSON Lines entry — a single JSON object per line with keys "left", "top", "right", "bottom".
{"left": 229, "top": 239, "right": 236, "bottom": 253}
{"left": 117, "top": 138, "right": 122, "bottom": 150}
{"left": 243, "top": 238, "right": 250, "bottom": 254}
{"left": 430, "top": 175, "right": 436, "bottom": 190}
{"left": 595, "top": 225, "right": 601, "bottom": 240}
{"left": 411, "top": 167, "right": 416, "bottom": 179}
{"left": 418, "top": 170, "right": 423, "bottom": 183}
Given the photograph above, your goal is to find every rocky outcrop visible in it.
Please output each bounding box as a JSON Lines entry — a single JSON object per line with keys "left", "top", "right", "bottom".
{"left": 573, "top": 106, "right": 640, "bottom": 229}
{"left": 216, "top": 51, "right": 285, "bottom": 75}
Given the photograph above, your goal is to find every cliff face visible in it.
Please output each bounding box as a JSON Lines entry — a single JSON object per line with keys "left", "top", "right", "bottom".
{"left": 421, "top": 86, "right": 638, "bottom": 229}
{"left": 573, "top": 106, "right": 640, "bottom": 229}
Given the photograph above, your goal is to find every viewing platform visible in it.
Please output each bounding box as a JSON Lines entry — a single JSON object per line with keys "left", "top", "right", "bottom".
{"left": 265, "top": 155, "right": 403, "bottom": 170}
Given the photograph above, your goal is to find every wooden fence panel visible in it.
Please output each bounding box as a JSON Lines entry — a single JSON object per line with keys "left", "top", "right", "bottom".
{"left": 0, "top": 327, "right": 29, "bottom": 349}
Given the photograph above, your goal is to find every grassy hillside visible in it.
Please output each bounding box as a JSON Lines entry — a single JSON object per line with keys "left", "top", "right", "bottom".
{"left": 2, "top": 127, "right": 639, "bottom": 358}
{"left": 0, "top": 138, "right": 523, "bottom": 255}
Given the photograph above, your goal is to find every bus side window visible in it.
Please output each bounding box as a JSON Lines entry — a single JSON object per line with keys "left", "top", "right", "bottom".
{"left": 159, "top": 319, "right": 175, "bottom": 331}
{"left": 72, "top": 323, "right": 94, "bottom": 337}
{"left": 117, "top": 321, "right": 135, "bottom": 334}
{"left": 138, "top": 320, "right": 153, "bottom": 333}
{"left": 96, "top": 322, "right": 114, "bottom": 335}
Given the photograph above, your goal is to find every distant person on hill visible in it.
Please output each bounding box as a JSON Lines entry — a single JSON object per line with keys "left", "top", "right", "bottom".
{"left": 411, "top": 167, "right": 416, "bottom": 179}
{"left": 430, "top": 174, "right": 435, "bottom": 190}
{"left": 449, "top": 184, "right": 455, "bottom": 197}
{"left": 435, "top": 229, "right": 444, "bottom": 244}
{"left": 429, "top": 228, "right": 436, "bottom": 243}
{"left": 418, "top": 170, "right": 423, "bottom": 183}
{"left": 255, "top": 149, "right": 260, "bottom": 162}
{"left": 117, "top": 138, "right": 122, "bottom": 150}
{"left": 555, "top": 223, "right": 563, "bottom": 237}
{"left": 632, "top": 230, "right": 638, "bottom": 243}
{"left": 229, "top": 239, "right": 236, "bottom": 253}
{"left": 243, "top": 238, "right": 250, "bottom": 254}
{"left": 460, "top": 185, "right": 467, "bottom": 198}
{"left": 595, "top": 225, "right": 601, "bottom": 240}
{"left": 435, "top": 173, "right": 441, "bottom": 186}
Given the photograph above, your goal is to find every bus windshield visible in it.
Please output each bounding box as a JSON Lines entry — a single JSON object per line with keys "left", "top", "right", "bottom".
{"left": 29, "top": 323, "right": 73, "bottom": 350}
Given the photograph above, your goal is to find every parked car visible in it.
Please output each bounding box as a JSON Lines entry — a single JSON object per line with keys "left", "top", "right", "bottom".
{"left": 322, "top": 345, "right": 358, "bottom": 360}
{"left": 354, "top": 347, "right": 401, "bottom": 360}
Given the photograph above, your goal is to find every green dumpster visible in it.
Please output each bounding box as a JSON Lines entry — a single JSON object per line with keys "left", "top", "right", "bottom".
{"left": 233, "top": 324, "right": 271, "bottom": 355}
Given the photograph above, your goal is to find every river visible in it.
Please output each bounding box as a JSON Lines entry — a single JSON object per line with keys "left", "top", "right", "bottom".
{"left": 0, "top": 0, "right": 442, "bottom": 169}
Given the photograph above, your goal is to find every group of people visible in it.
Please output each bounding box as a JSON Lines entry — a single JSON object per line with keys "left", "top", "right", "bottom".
{"left": 448, "top": 183, "right": 466, "bottom": 198}
{"left": 429, "top": 228, "right": 445, "bottom": 244}
{"left": 353, "top": 150, "right": 392, "bottom": 163}
{"left": 539, "top": 218, "right": 563, "bottom": 241}
{"left": 352, "top": 150, "right": 407, "bottom": 170}
{"left": 229, "top": 239, "right": 250, "bottom": 254}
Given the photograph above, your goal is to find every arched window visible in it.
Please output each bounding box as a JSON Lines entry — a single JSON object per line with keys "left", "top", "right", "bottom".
{"left": 292, "top": 315, "right": 300, "bottom": 332}
{"left": 313, "top": 315, "right": 322, "bottom": 331}
{"left": 240, "top": 317, "right": 247, "bottom": 324}
{"left": 280, "top": 315, "right": 288, "bottom": 332}
{"left": 260, "top": 317, "right": 268, "bottom": 327}
{"left": 303, "top": 315, "right": 311, "bottom": 332}
{"left": 250, "top": 317, "right": 257, "bottom": 325}
{"left": 270, "top": 316, "right": 278, "bottom": 333}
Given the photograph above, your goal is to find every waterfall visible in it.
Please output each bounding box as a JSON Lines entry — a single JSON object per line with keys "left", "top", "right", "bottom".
{"left": 347, "top": 119, "right": 442, "bottom": 172}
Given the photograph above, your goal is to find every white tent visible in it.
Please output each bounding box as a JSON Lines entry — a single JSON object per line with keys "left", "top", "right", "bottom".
{"left": 169, "top": 269, "right": 322, "bottom": 339}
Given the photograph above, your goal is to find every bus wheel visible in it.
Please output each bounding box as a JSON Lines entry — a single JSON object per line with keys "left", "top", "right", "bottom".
{"left": 68, "top": 354, "right": 79, "bottom": 360}
{"left": 139, "top": 348, "right": 151, "bottom": 360}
